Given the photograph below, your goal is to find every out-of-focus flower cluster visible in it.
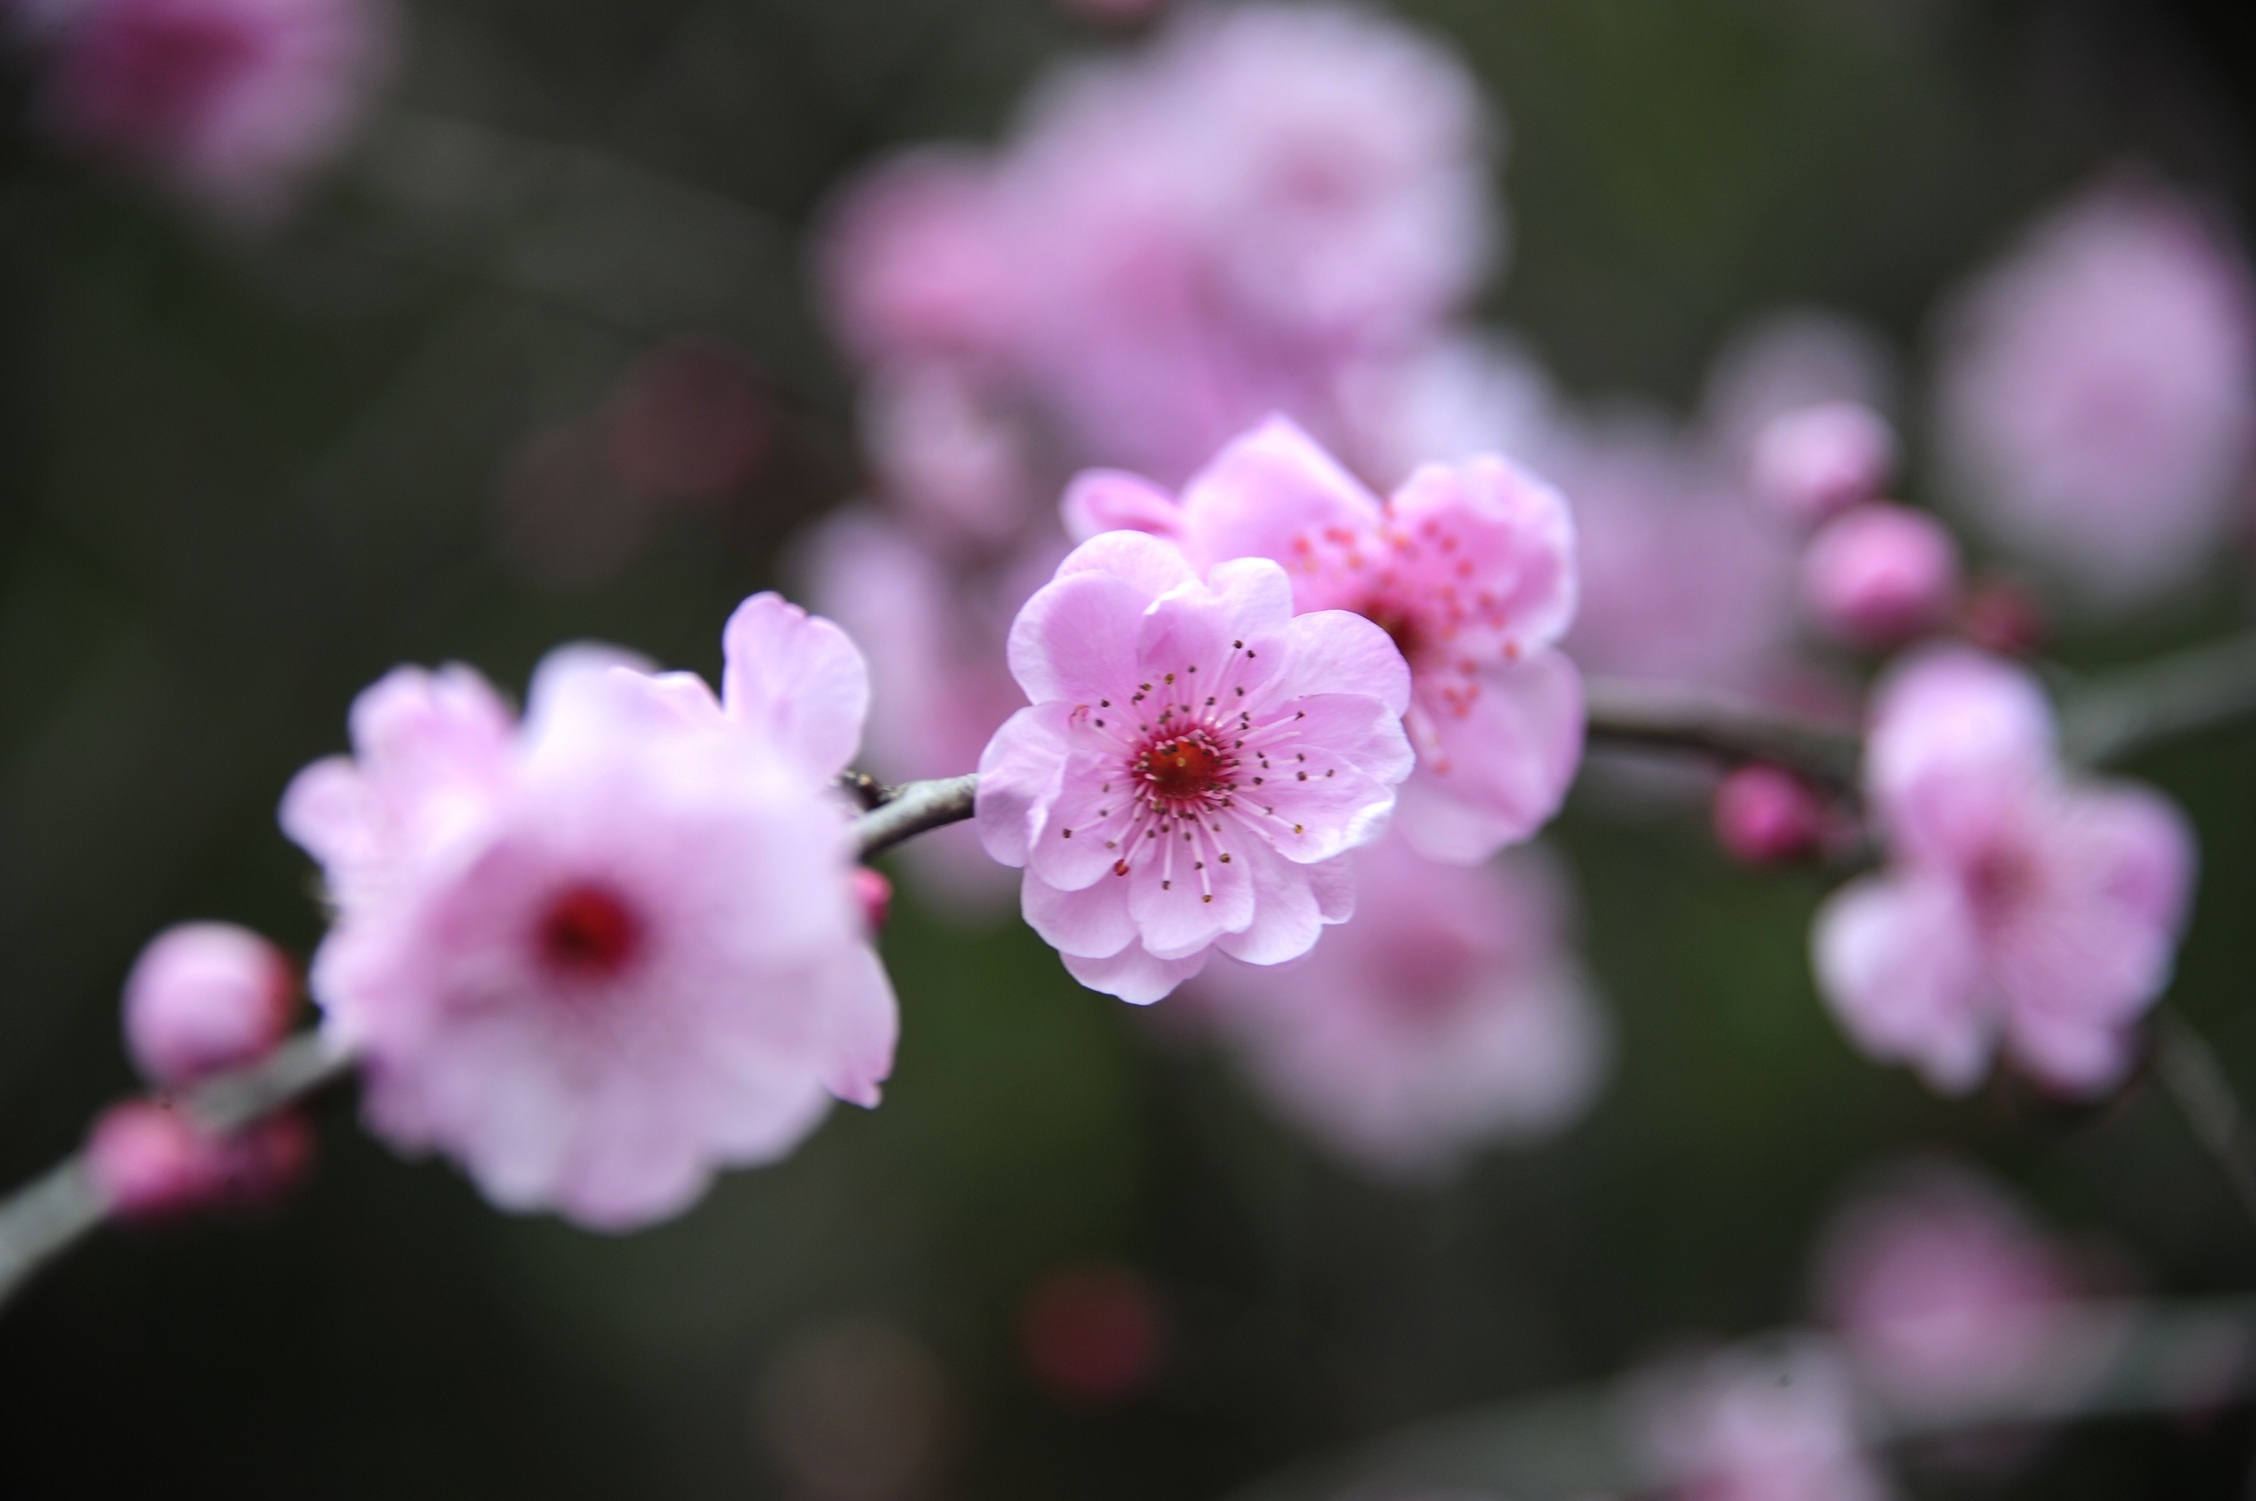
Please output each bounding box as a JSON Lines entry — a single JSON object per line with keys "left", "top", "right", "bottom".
{"left": 6, "top": 0, "right": 392, "bottom": 221}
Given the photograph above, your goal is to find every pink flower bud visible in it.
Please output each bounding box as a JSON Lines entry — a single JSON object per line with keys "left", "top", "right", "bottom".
{"left": 1801, "top": 503, "right": 1962, "bottom": 650}
{"left": 1957, "top": 575, "right": 2048, "bottom": 658}
{"left": 1750, "top": 401, "right": 1896, "bottom": 523}
{"left": 1712, "top": 763, "right": 1829, "bottom": 866}
{"left": 122, "top": 922, "right": 296, "bottom": 1088}
{"left": 86, "top": 1102, "right": 313, "bottom": 1221}
{"left": 851, "top": 867, "right": 893, "bottom": 933}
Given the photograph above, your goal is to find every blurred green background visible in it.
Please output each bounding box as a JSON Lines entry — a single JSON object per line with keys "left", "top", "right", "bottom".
{"left": 2, "top": 0, "right": 2253, "bottom": 1495}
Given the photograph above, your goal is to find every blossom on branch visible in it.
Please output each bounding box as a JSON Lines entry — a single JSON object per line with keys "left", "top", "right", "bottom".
{"left": 281, "top": 595, "right": 897, "bottom": 1229}
{"left": 977, "top": 531, "right": 1413, "bottom": 1004}
{"left": 1812, "top": 649, "right": 2196, "bottom": 1097}
{"left": 1065, "top": 417, "right": 1581, "bottom": 862}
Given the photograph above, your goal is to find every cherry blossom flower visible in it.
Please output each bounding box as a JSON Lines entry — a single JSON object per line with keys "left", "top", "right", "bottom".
{"left": 121, "top": 922, "right": 296, "bottom": 1087}
{"left": 281, "top": 596, "right": 897, "bottom": 1228}
{"left": 977, "top": 531, "right": 1413, "bottom": 1004}
{"left": 1935, "top": 177, "right": 2256, "bottom": 613}
{"left": 816, "top": 1, "right": 1495, "bottom": 485}
{"left": 1065, "top": 418, "right": 1580, "bottom": 863}
{"left": 34, "top": 0, "right": 392, "bottom": 222}
{"left": 1812, "top": 648, "right": 2196, "bottom": 1096}
{"left": 1815, "top": 1161, "right": 2091, "bottom": 1418}
{"left": 1799, "top": 503, "right": 1962, "bottom": 651}
{"left": 1188, "top": 833, "right": 1606, "bottom": 1176}
{"left": 1633, "top": 1341, "right": 1892, "bottom": 1501}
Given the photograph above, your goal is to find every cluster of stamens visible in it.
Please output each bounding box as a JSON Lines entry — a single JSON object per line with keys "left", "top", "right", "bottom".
{"left": 1054, "top": 639, "right": 1339, "bottom": 904}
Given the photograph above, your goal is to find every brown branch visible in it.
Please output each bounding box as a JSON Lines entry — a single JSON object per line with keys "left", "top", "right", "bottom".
{"left": 1581, "top": 676, "right": 1862, "bottom": 789}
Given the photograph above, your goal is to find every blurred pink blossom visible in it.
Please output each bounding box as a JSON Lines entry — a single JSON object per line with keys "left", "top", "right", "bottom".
{"left": 818, "top": 2, "right": 1496, "bottom": 485}
{"left": 1815, "top": 1161, "right": 2084, "bottom": 1417}
{"left": 859, "top": 360, "right": 1043, "bottom": 548}
{"left": 977, "top": 531, "right": 1413, "bottom": 1004}
{"left": 280, "top": 597, "right": 897, "bottom": 1227}
{"left": 1935, "top": 177, "right": 2256, "bottom": 612}
{"left": 37, "top": 0, "right": 392, "bottom": 222}
{"left": 1634, "top": 1341, "right": 1891, "bottom": 1501}
{"left": 1750, "top": 402, "right": 1896, "bottom": 525}
{"left": 1189, "top": 833, "right": 1606, "bottom": 1176}
{"left": 122, "top": 921, "right": 296, "bottom": 1087}
{"left": 1066, "top": 418, "right": 1582, "bottom": 863}
{"left": 1552, "top": 410, "right": 1800, "bottom": 698}
{"left": 1812, "top": 648, "right": 2196, "bottom": 1096}
{"left": 1799, "top": 503, "right": 1962, "bottom": 651}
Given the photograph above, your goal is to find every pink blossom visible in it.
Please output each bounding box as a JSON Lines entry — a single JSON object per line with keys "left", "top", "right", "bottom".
{"left": 281, "top": 596, "right": 897, "bottom": 1228}
{"left": 1712, "top": 764, "right": 1829, "bottom": 867}
{"left": 1188, "top": 833, "right": 1606, "bottom": 1176}
{"left": 1800, "top": 503, "right": 1962, "bottom": 650}
{"left": 39, "top": 0, "right": 392, "bottom": 222}
{"left": 1815, "top": 1161, "right": 2084, "bottom": 1417}
{"left": 86, "top": 1100, "right": 311, "bottom": 1220}
{"left": 858, "top": 360, "right": 1043, "bottom": 548}
{"left": 1550, "top": 410, "right": 1802, "bottom": 699}
{"left": 1812, "top": 649, "right": 2195, "bottom": 1096}
{"left": 1634, "top": 1341, "right": 1890, "bottom": 1501}
{"left": 1750, "top": 402, "right": 1896, "bottom": 524}
{"left": 977, "top": 531, "right": 1413, "bottom": 1004}
{"left": 1066, "top": 418, "right": 1581, "bottom": 863}
{"left": 817, "top": 2, "right": 1495, "bottom": 484}
{"left": 122, "top": 921, "right": 296, "bottom": 1087}
{"left": 1935, "top": 177, "right": 2256, "bottom": 612}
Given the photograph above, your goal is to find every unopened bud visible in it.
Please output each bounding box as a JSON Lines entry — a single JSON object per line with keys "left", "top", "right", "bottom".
{"left": 123, "top": 923, "right": 296, "bottom": 1088}
{"left": 1750, "top": 402, "right": 1896, "bottom": 524}
{"left": 851, "top": 867, "right": 894, "bottom": 933}
{"left": 1801, "top": 503, "right": 1962, "bottom": 650}
{"left": 1958, "top": 576, "right": 2048, "bottom": 657}
{"left": 85, "top": 1102, "right": 314, "bottom": 1222}
{"left": 1713, "top": 763, "right": 1829, "bottom": 867}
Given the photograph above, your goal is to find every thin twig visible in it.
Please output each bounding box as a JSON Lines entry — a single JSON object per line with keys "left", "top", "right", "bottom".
{"left": 0, "top": 640, "right": 2248, "bottom": 1315}
{"left": 0, "top": 1031, "right": 358, "bottom": 1313}
{"left": 1582, "top": 677, "right": 1862, "bottom": 789}
{"left": 2063, "top": 630, "right": 2256, "bottom": 768}
{"left": 2154, "top": 1011, "right": 2256, "bottom": 1236}
{"left": 854, "top": 773, "right": 982, "bottom": 859}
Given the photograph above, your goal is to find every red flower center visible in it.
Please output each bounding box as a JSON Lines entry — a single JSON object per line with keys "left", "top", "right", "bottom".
{"left": 1137, "top": 730, "right": 1232, "bottom": 808}
{"left": 536, "top": 883, "right": 644, "bottom": 979}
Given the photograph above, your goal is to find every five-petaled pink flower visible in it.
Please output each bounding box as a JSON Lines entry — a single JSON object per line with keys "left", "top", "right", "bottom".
{"left": 1065, "top": 417, "right": 1581, "bottom": 863}
{"left": 282, "top": 595, "right": 897, "bottom": 1229}
{"left": 977, "top": 530, "right": 1413, "bottom": 1004}
{"left": 1813, "top": 648, "right": 2195, "bottom": 1097}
